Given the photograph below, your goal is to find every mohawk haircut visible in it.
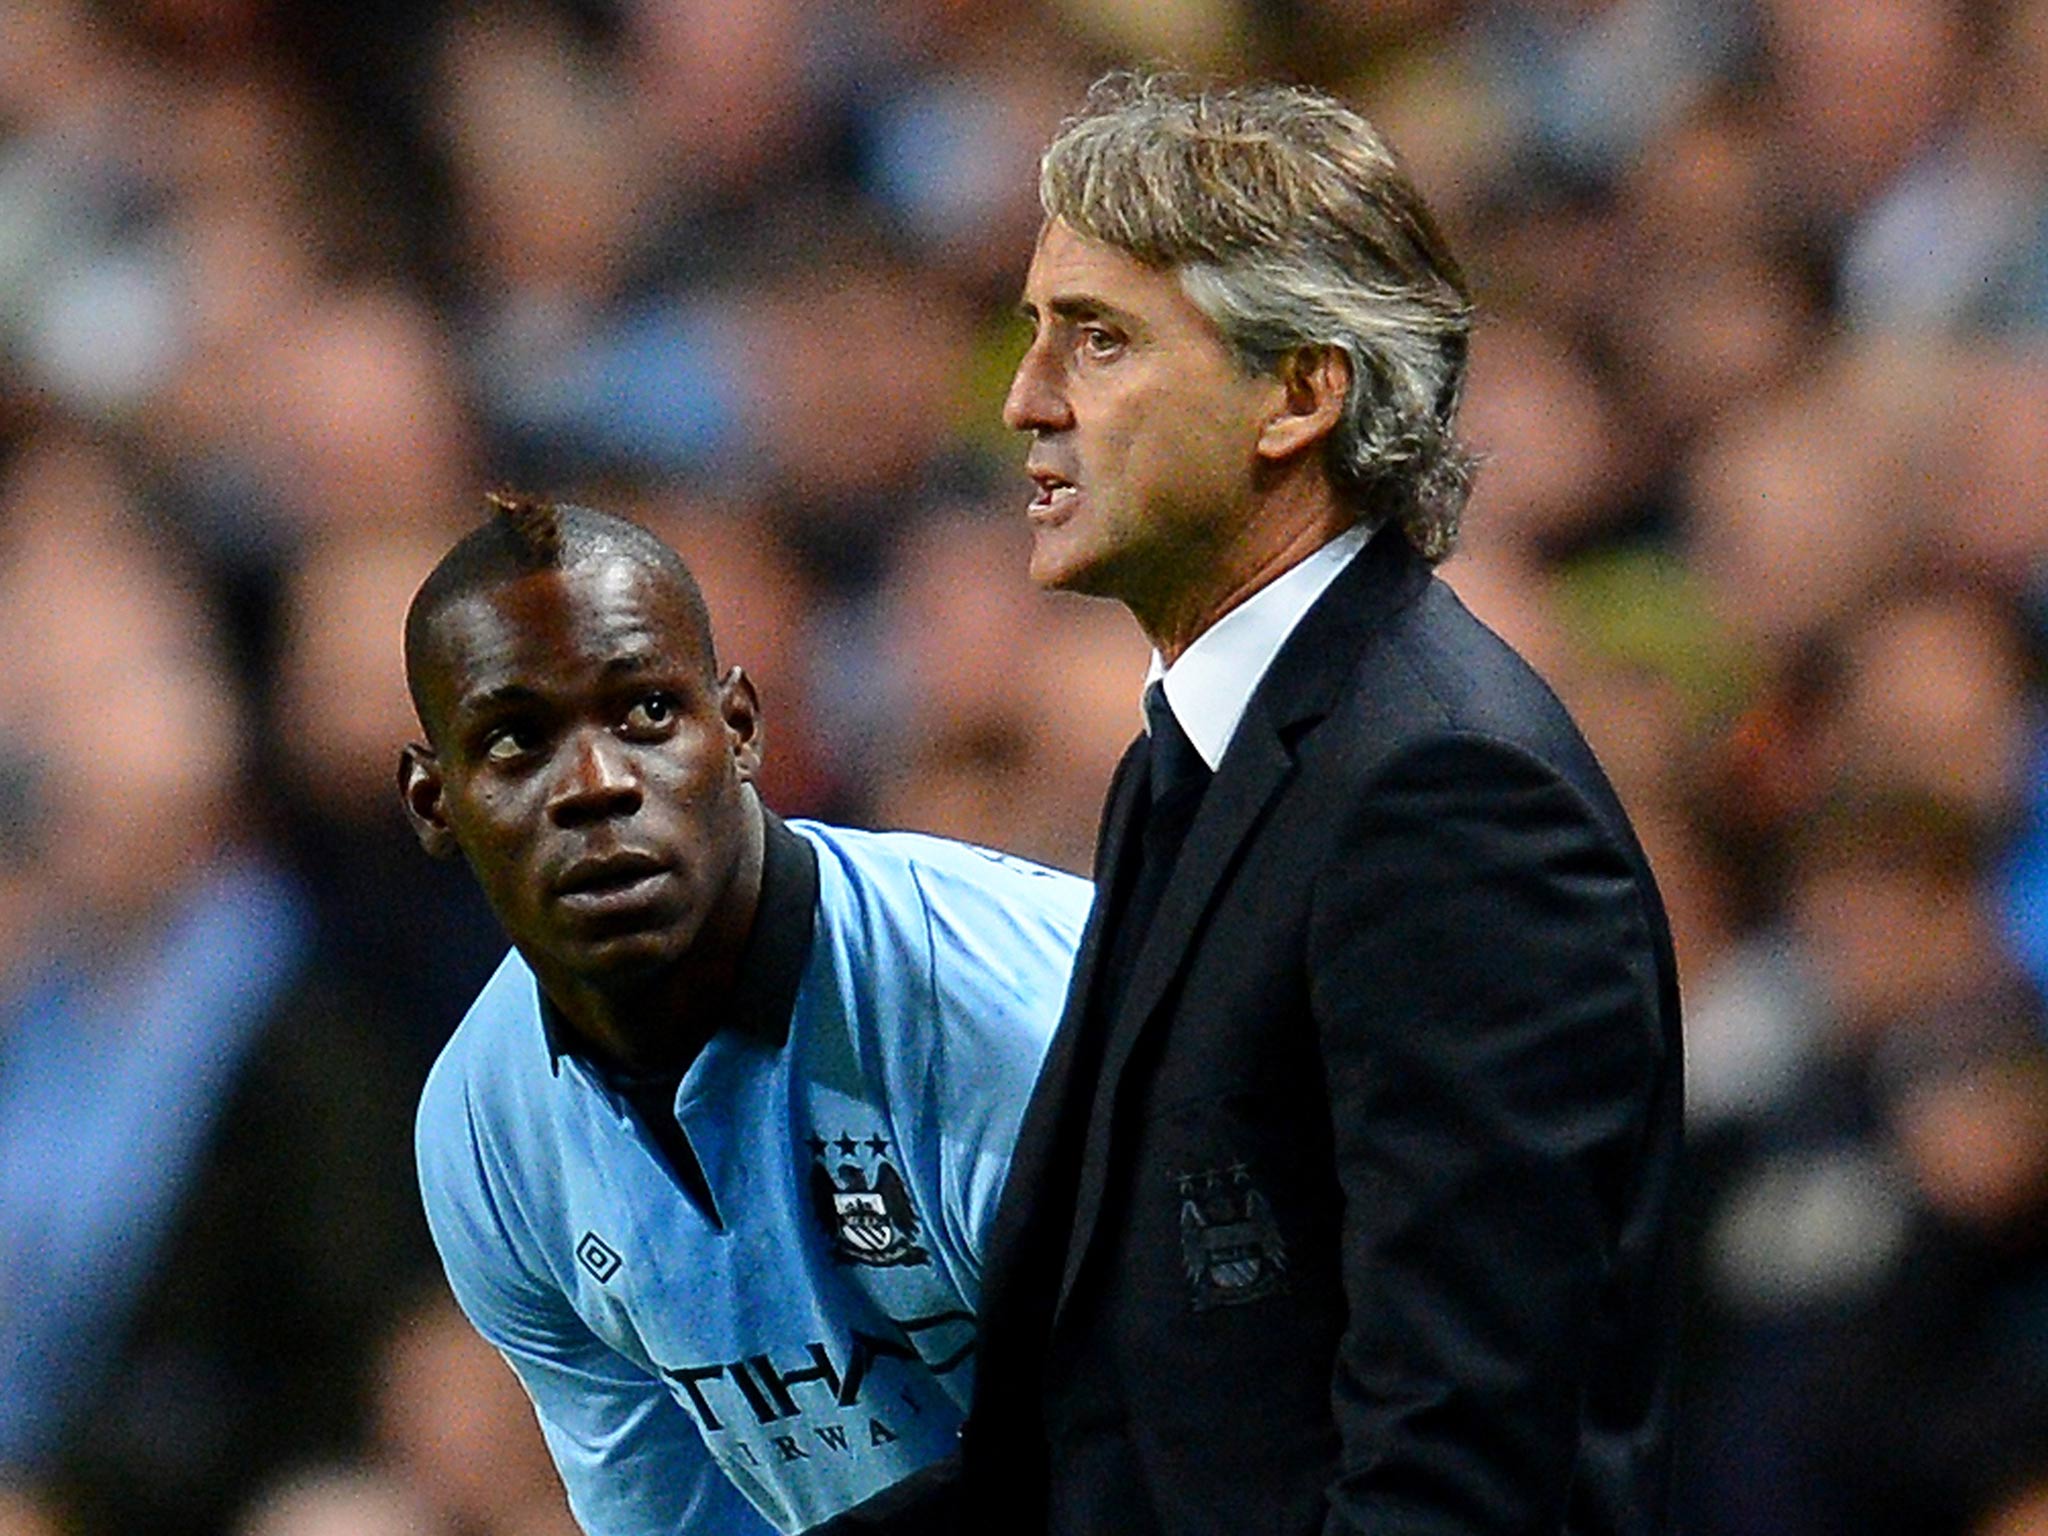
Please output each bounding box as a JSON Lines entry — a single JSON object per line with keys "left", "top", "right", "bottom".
{"left": 491, "top": 489, "right": 565, "bottom": 563}
{"left": 404, "top": 493, "right": 719, "bottom": 742}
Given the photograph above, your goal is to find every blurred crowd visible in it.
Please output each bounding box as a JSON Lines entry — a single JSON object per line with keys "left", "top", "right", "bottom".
{"left": 0, "top": 0, "right": 2045, "bottom": 1533}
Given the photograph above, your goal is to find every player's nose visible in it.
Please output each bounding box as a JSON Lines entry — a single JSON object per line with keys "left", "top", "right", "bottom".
{"left": 547, "top": 729, "right": 643, "bottom": 827}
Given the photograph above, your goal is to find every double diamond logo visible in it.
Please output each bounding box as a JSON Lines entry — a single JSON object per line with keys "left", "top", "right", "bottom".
{"left": 577, "top": 1230, "right": 623, "bottom": 1285}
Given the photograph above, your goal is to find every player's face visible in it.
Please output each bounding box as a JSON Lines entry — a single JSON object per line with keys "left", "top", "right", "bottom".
{"left": 1003, "top": 220, "right": 1284, "bottom": 619}
{"left": 401, "top": 556, "right": 760, "bottom": 987}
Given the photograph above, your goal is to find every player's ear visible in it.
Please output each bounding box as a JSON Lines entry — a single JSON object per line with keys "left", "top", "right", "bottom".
{"left": 1257, "top": 345, "right": 1350, "bottom": 462}
{"left": 398, "top": 743, "right": 460, "bottom": 860}
{"left": 718, "top": 666, "right": 764, "bottom": 785}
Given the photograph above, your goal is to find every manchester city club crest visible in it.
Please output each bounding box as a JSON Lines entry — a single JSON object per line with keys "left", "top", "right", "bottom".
{"left": 1178, "top": 1162, "right": 1288, "bottom": 1311}
{"left": 806, "top": 1131, "right": 930, "bottom": 1268}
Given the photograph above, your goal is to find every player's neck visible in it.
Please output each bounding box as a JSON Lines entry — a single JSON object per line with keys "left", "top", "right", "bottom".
{"left": 554, "top": 977, "right": 724, "bottom": 1078}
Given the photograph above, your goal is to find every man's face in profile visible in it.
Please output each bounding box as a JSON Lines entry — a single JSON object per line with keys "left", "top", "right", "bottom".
{"left": 1002, "top": 219, "right": 1284, "bottom": 614}
{"left": 403, "top": 554, "right": 761, "bottom": 990}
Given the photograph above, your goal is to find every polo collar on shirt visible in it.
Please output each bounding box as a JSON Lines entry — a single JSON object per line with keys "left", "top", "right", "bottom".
{"left": 1149, "top": 521, "right": 1375, "bottom": 770}
{"left": 541, "top": 809, "right": 820, "bottom": 1077}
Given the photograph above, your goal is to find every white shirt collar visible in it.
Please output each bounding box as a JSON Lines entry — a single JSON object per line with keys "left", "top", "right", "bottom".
{"left": 1144, "top": 523, "right": 1374, "bottom": 770}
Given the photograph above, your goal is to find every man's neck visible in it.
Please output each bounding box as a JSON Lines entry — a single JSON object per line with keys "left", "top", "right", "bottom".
{"left": 1141, "top": 488, "right": 1353, "bottom": 665}
{"left": 548, "top": 962, "right": 732, "bottom": 1079}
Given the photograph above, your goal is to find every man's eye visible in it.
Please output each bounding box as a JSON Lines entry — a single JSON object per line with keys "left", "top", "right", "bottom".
{"left": 1079, "top": 327, "right": 1121, "bottom": 357}
{"left": 623, "top": 695, "right": 677, "bottom": 732}
{"left": 482, "top": 729, "right": 532, "bottom": 764}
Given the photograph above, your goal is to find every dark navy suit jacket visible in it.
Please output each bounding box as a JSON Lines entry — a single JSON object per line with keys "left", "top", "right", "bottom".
{"left": 831, "top": 530, "right": 1684, "bottom": 1535}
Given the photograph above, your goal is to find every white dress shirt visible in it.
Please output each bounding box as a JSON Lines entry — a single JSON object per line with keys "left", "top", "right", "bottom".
{"left": 1146, "top": 522, "right": 1374, "bottom": 771}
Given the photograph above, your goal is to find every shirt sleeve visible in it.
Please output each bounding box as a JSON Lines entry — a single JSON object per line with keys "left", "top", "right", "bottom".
{"left": 909, "top": 852, "right": 1092, "bottom": 1279}
{"left": 417, "top": 1087, "right": 783, "bottom": 1536}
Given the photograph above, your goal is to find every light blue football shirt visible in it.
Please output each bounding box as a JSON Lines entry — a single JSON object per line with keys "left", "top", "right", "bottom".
{"left": 417, "top": 819, "right": 1091, "bottom": 1535}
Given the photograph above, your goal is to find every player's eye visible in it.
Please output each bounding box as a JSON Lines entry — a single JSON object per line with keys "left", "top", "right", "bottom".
{"left": 622, "top": 694, "right": 678, "bottom": 734}
{"left": 481, "top": 726, "right": 535, "bottom": 764}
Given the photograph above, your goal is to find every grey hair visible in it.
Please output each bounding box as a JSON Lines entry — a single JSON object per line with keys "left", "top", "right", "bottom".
{"left": 1040, "top": 70, "right": 1476, "bottom": 563}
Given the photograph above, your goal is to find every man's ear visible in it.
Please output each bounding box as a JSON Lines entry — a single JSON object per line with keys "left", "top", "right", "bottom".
{"left": 398, "top": 743, "right": 460, "bottom": 860}
{"left": 1256, "top": 346, "right": 1351, "bottom": 463}
{"left": 718, "top": 666, "right": 764, "bottom": 785}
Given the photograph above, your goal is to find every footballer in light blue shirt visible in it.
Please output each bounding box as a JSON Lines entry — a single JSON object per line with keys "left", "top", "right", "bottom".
{"left": 400, "top": 498, "right": 1090, "bottom": 1535}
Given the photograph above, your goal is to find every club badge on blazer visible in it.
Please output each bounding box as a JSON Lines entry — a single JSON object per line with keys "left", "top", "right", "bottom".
{"left": 1178, "top": 1163, "right": 1289, "bottom": 1310}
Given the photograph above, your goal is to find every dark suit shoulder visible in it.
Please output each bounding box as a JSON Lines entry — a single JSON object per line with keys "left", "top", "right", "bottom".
{"left": 1317, "top": 575, "right": 1638, "bottom": 846}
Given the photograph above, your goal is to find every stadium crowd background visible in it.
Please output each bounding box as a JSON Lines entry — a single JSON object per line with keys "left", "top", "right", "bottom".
{"left": 1, "top": 0, "right": 2047, "bottom": 1532}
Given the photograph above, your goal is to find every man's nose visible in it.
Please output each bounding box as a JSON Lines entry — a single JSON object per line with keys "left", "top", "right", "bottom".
{"left": 547, "top": 730, "right": 642, "bottom": 827}
{"left": 1002, "top": 340, "right": 1071, "bottom": 433}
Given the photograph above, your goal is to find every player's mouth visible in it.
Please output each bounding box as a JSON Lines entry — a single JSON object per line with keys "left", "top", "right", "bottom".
{"left": 1026, "top": 468, "right": 1079, "bottom": 522}
{"left": 554, "top": 850, "right": 674, "bottom": 914}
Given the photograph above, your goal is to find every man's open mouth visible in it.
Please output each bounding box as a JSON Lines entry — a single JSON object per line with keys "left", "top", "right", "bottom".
{"left": 1028, "top": 469, "right": 1078, "bottom": 513}
{"left": 556, "top": 850, "right": 671, "bottom": 904}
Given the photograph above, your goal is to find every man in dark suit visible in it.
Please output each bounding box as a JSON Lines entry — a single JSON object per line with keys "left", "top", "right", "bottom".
{"left": 830, "top": 70, "right": 1682, "bottom": 1536}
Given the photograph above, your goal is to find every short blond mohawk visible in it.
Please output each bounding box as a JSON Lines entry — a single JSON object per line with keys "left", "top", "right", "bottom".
{"left": 484, "top": 489, "right": 566, "bottom": 565}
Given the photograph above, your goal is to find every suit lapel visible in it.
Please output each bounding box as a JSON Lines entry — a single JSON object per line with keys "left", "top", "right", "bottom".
{"left": 1052, "top": 530, "right": 1434, "bottom": 1324}
{"left": 1053, "top": 710, "right": 1292, "bottom": 1318}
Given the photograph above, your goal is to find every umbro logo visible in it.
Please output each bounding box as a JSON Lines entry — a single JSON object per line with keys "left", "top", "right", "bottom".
{"left": 577, "top": 1230, "right": 623, "bottom": 1284}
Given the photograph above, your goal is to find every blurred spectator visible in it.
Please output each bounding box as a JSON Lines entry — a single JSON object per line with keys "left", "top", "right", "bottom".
{"left": 432, "top": 5, "right": 658, "bottom": 314}
{"left": 1680, "top": 365, "right": 1920, "bottom": 657}
{"left": 0, "top": 1487, "right": 59, "bottom": 1536}
{"left": 1456, "top": 315, "right": 1640, "bottom": 559}
{"left": 1757, "top": 0, "right": 1971, "bottom": 241}
{"left": 740, "top": 238, "right": 984, "bottom": 587}
{"left": 1800, "top": 990, "right": 2048, "bottom": 1535}
{"left": 1599, "top": 102, "right": 1825, "bottom": 459}
{"left": 1836, "top": 0, "right": 2048, "bottom": 334}
{"left": 428, "top": 4, "right": 745, "bottom": 483}
{"left": 1926, "top": 345, "right": 2048, "bottom": 600}
{"left": 1681, "top": 782, "right": 2048, "bottom": 1534}
{"left": 1824, "top": 581, "right": 2034, "bottom": 830}
{"left": 241, "top": 284, "right": 481, "bottom": 536}
{"left": 849, "top": 33, "right": 1088, "bottom": 299}
{"left": 0, "top": 448, "right": 432, "bottom": 1536}
{"left": 266, "top": 524, "right": 505, "bottom": 1065}
{"left": 625, "top": 0, "right": 829, "bottom": 212}
{"left": 236, "top": 1467, "right": 449, "bottom": 1536}
{"left": 1461, "top": 0, "right": 1754, "bottom": 198}
{"left": 372, "top": 1286, "right": 580, "bottom": 1536}
{"left": 639, "top": 489, "right": 843, "bottom": 818}
{"left": 871, "top": 509, "right": 1147, "bottom": 873}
